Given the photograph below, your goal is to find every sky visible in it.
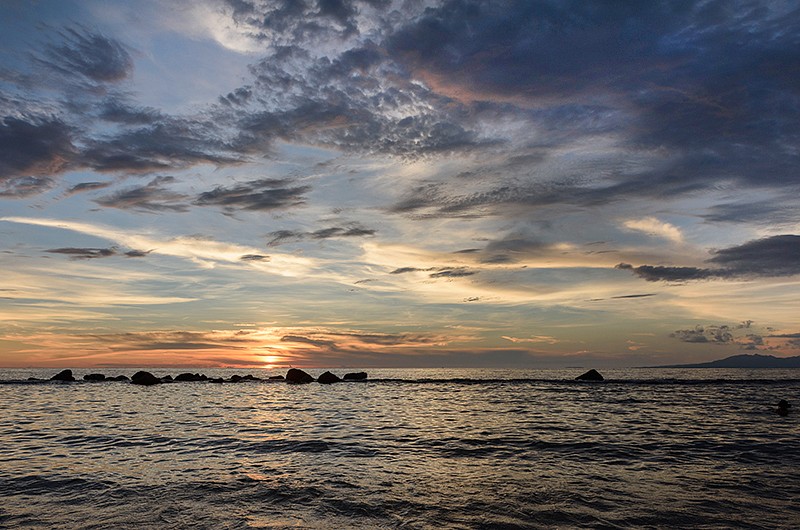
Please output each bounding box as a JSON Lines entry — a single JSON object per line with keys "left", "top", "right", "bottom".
{"left": 1, "top": 0, "right": 799, "bottom": 369}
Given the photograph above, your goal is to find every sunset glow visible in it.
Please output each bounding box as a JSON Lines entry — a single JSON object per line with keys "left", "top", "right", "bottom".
{"left": 1, "top": 1, "right": 799, "bottom": 368}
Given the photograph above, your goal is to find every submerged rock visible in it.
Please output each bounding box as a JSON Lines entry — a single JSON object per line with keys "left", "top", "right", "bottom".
{"left": 83, "top": 373, "right": 106, "bottom": 382}
{"left": 131, "top": 371, "right": 161, "bottom": 386}
{"left": 576, "top": 369, "right": 604, "bottom": 381}
{"left": 208, "top": 377, "right": 224, "bottom": 384}
{"left": 50, "top": 369, "right": 75, "bottom": 382}
{"left": 317, "top": 371, "right": 342, "bottom": 384}
{"left": 111, "top": 375, "right": 129, "bottom": 381}
{"left": 268, "top": 375, "right": 285, "bottom": 380}
{"left": 778, "top": 399, "right": 791, "bottom": 416}
{"left": 343, "top": 372, "right": 368, "bottom": 381}
{"left": 286, "top": 368, "right": 314, "bottom": 384}
{"left": 241, "top": 374, "right": 260, "bottom": 381}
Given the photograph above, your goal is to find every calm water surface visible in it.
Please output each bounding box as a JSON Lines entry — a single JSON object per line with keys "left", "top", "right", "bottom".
{"left": 1, "top": 368, "right": 798, "bottom": 529}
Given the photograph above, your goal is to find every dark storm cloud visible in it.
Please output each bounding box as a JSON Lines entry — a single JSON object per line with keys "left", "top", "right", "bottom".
{"left": 0, "top": 116, "right": 76, "bottom": 181}
{"left": 41, "top": 29, "right": 133, "bottom": 82}
{"left": 95, "top": 176, "right": 189, "bottom": 212}
{"left": 617, "top": 235, "right": 800, "bottom": 282}
{"left": 46, "top": 247, "right": 116, "bottom": 259}
{"left": 194, "top": 178, "right": 311, "bottom": 212}
{"left": 266, "top": 224, "right": 376, "bottom": 245}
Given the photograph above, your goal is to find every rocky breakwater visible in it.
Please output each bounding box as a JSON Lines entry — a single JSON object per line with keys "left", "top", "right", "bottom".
{"left": 42, "top": 369, "right": 367, "bottom": 386}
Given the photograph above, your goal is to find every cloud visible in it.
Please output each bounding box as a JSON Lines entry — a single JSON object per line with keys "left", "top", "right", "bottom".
{"left": 41, "top": 28, "right": 133, "bottom": 82}
{"left": 615, "top": 263, "right": 718, "bottom": 282}
{"left": 617, "top": 235, "right": 800, "bottom": 282}
{"left": 428, "top": 267, "right": 476, "bottom": 279}
{"left": 671, "top": 324, "right": 766, "bottom": 349}
{"left": 623, "top": 217, "right": 683, "bottom": 243}
{"left": 266, "top": 224, "right": 376, "bottom": 245}
{"left": 95, "top": 176, "right": 190, "bottom": 212}
{"left": 240, "top": 254, "right": 269, "bottom": 261}
{"left": 0, "top": 176, "right": 56, "bottom": 197}
{"left": 46, "top": 247, "right": 117, "bottom": 259}
{"left": 708, "top": 235, "right": 800, "bottom": 277}
{"left": 0, "top": 116, "right": 76, "bottom": 181}
{"left": 1, "top": 216, "right": 318, "bottom": 277}
{"left": 194, "top": 178, "right": 311, "bottom": 212}
{"left": 65, "top": 181, "right": 112, "bottom": 195}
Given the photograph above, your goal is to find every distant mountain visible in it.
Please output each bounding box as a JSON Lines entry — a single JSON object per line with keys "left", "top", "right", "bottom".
{"left": 657, "top": 354, "right": 800, "bottom": 368}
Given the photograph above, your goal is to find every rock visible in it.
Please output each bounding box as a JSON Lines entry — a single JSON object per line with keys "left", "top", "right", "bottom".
{"left": 50, "top": 369, "right": 76, "bottom": 382}
{"left": 575, "top": 369, "right": 604, "bottom": 381}
{"left": 317, "top": 371, "right": 342, "bottom": 384}
{"left": 83, "top": 373, "right": 106, "bottom": 382}
{"left": 174, "top": 373, "right": 205, "bottom": 382}
{"left": 242, "top": 374, "right": 260, "bottom": 381}
{"left": 230, "top": 374, "right": 243, "bottom": 383}
{"left": 208, "top": 377, "right": 224, "bottom": 384}
{"left": 160, "top": 375, "right": 173, "bottom": 383}
{"left": 268, "top": 375, "right": 285, "bottom": 380}
{"left": 111, "top": 375, "right": 129, "bottom": 381}
{"left": 343, "top": 372, "right": 368, "bottom": 381}
{"left": 778, "top": 399, "right": 791, "bottom": 416}
{"left": 286, "top": 368, "right": 314, "bottom": 384}
{"left": 131, "top": 371, "right": 161, "bottom": 386}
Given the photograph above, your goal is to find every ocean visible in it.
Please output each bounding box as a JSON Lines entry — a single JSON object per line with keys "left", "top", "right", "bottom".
{"left": 1, "top": 368, "right": 798, "bottom": 529}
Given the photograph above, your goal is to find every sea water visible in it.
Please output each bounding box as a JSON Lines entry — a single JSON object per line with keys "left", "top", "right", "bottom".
{"left": 1, "top": 368, "right": 798, "bottom": 529}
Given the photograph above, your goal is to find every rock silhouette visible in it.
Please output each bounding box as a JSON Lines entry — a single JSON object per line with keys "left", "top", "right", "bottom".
{"left": 110, "top": 375, "right": 129, "bottom": 381}
{"left": 160, "top": 375, "right": 173, "bottom": 383}
{"left": 174, "top": 373, "right": 206, "bottom": 382}
{"left": 318, "top": 371, "right": 342, "bottom": 384}
{"left": 286, "top": 368, "right": 314, "bottom": 384}
{"left": 576, "top": 369, "right": 604, "bottom": 381}
{"left": 269, "top": 375, "right": 285, "bottom": 380}
{"left": 83, "top": 373, "right": 106, "bottom": 381}
{"left": 778, "top": 399, "right": 791, "bottom": 416}
{"left": 343, "top": 372, "right": 368, "bottom": 381}
{"left": 131, "top": 371, "right": 161, "bottom": 386}
{"left": 50, "top": 369, "right": 75, "bottom": 382}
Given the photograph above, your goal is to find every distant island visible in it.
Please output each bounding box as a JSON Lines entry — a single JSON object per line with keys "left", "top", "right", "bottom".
{"left": 655, "top": 353, "right": 800, "bottom": 368}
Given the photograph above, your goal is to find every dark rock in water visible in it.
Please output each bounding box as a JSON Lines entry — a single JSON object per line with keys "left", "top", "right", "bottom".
{"left": 208, "top": 377, "right": 224, "bottom": 384}
{"left": 576, "top": 369, "right": 604, "bottom": 381}
{"left": 27, "top": 377, "right": 42, "bottom": 381}
{"left": 230, "top": 374, "right": 243, "bottom": 383}
{"left": 242, "top": 374, "right": 260, "bottom": 381}
{"left": 83, "top": 373, "right": 106, "bottom": 382}
{"left": 286, "top": 368, "right": 313, "bottom": 384}
{"left": 131, "top": 371, "right": 161, "bottom": 386}
{"left": 160, "top": 375, "right": 173, "bottom": 383}
{"left": 318, "top": 371, "right": 342, "bottom": 384}
{"left": 268, "top": 375, "right": 285, "bottom": 380}
{"left": 174, "top": 373, "right": 205, "bottom": 382}
{"left": 50, "top": 369, "right": 75, "bottom": 382}
{"left": 778, "top": 399, "right": 791, "bottom": 416}
{"left": 111, "top": 375, "right": 129, "bottom": 381}
{"left": 343, "top": 372, "right": 368, "bottom": 381}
